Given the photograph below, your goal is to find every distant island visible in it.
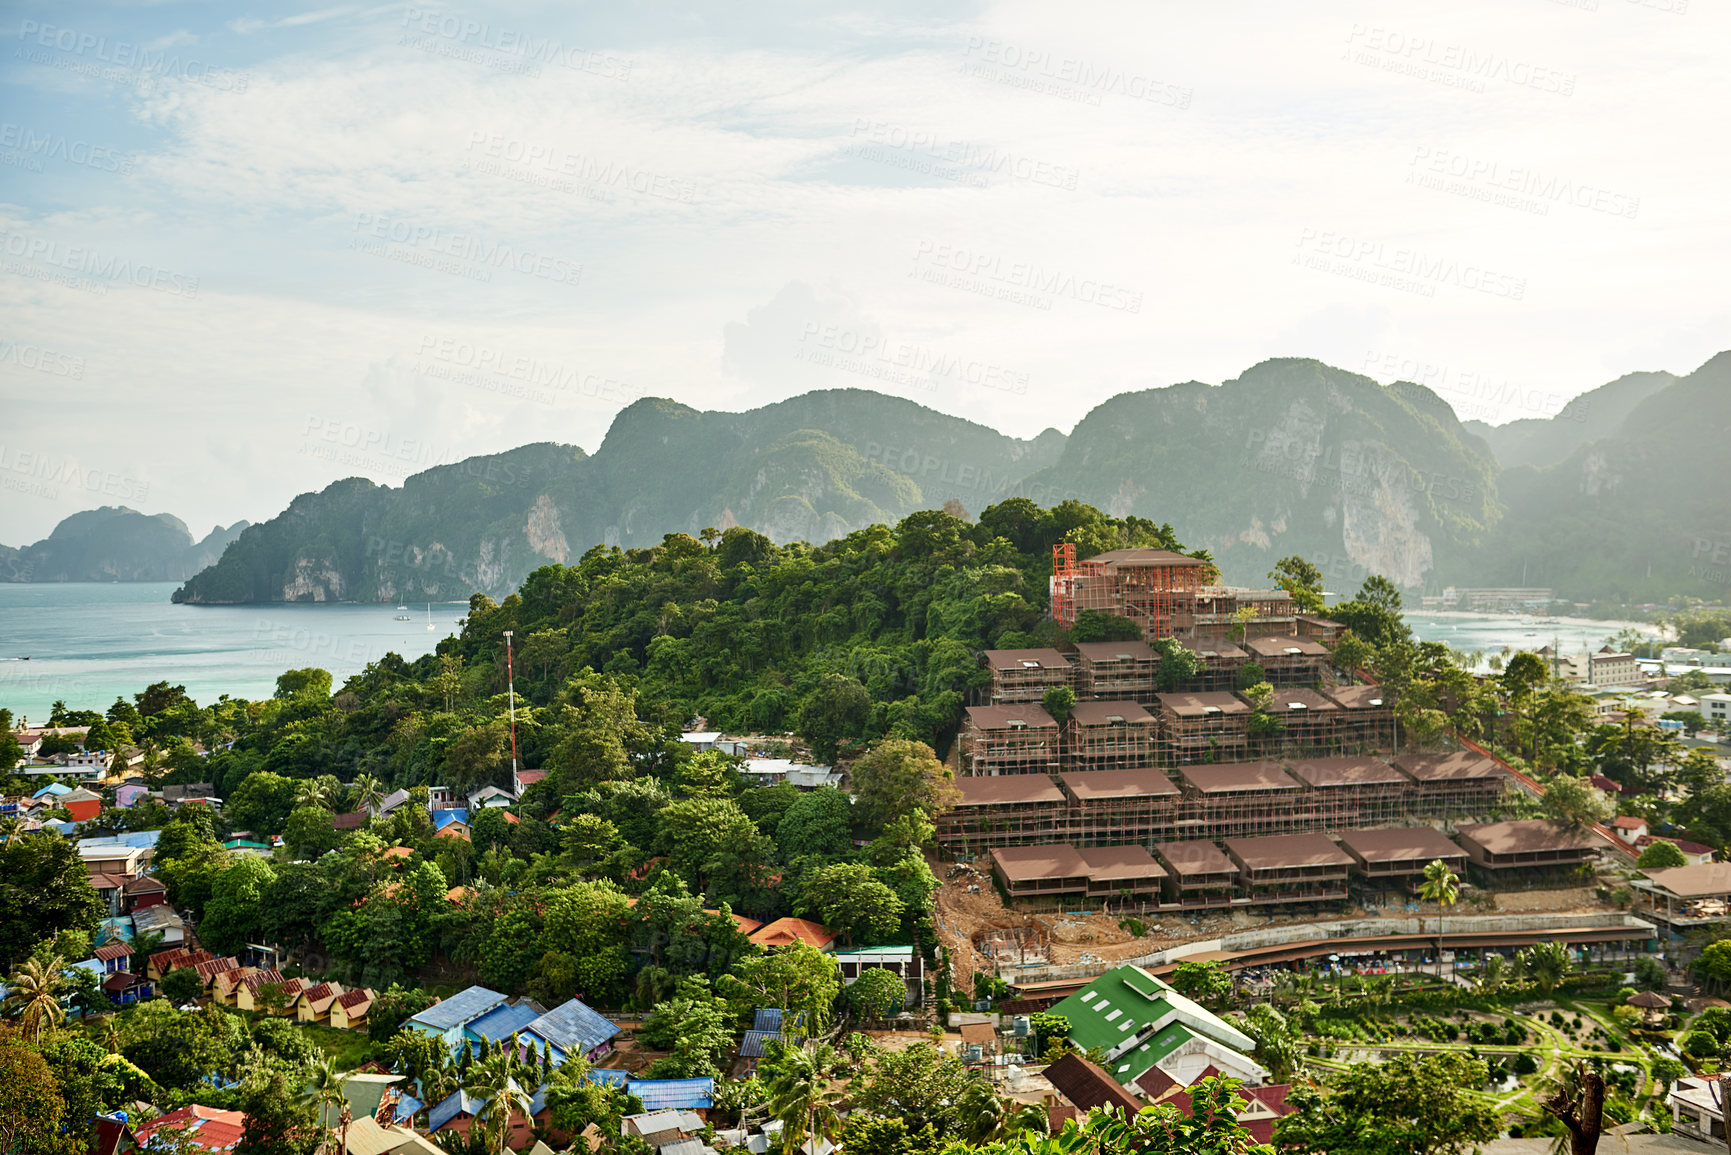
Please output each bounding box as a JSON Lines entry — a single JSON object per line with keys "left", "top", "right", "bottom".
{"left": 0, "top": 507, "right": 248, "bottom": 583}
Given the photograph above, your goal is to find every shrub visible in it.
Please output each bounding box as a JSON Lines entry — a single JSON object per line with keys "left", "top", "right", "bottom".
{"left": 1512, "top": 1053, "right": 1540, "bottom": 1076}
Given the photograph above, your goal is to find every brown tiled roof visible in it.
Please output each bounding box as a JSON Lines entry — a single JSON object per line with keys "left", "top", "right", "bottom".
{"left": 1156, "top": 692, "right": 1249, "bottom": 718}
{"left": 1226, "top": 833, "right": 1354, "bottom": 871}
{"left": 1244, "top": 637, "right": 1330, "bottom": 658}
{"left": 93, "top": 943, "right": 132, "bottom": 962}
{"left": 983, "top": 648, "right": 1072, "bottom": 671}
{"left": 1178, "top": 762, "right": 1296, "bottom": 794}
{"left": 959, "top": 1022, "right": 996, "bottom": 1046}
{"left": 1391, "top": 752, "right": 1503, "bottom": 782}
{"left": 515, "top": 769, "right": 548, "bottom": 786}
{"left": 1322, "top": 685, "right": 1390, "bottom": 711}
{"left": 1068, "top": 700, "right": 1155, "bottom": 726}
{"left": 122, "top": 875, "right": 167, "bottom": 893}
{"left": 1178, "top": 638, "right": 1248, "bottom": 660}
{"left": 1284, "top": 756, "right": 1404, "bottom": 789}
{"left": 1455, "top": 820, "right": 1604, "bottom": 856}
{"left": 336, "top": 988, "right": 374, "bottom": 1010}
{"left": 1058, "top": 768, "right": 1180, "bottom": 800}
{"left": 301, "top": 981, "right": 340, "bottom": 1004}
{"left": 1080, "top": 549, "right": 1208, "bottom": 571}
{"left": 1072, "top": 641, "right": 1156, "bottom": 663}
{"left": 1255, "top": 688, "right": 1340, "bottom": 716}
{"left": 1042, "top": 1053, "right": 1145, "bottom": 1114}
{"left": 331, "top": 812, "right": 368, "bottom": 829}
{"left": 991, "top": 844, "right": 1088, "bottom": 883}
{"left": 1075, "top": 845, "right": 1165, "bottom": 882}
{"left": 88, "top": 873, "right": 128, "bottom": 891}
{"left": 964, "top": 704, "right": 1058, "bottom": 730}
{"left": 954, "top": 776, "right": 1066, "bottom": 807}
{"left": 1156, "top": 840, "right": 1237, "bottom": 877}
{"left": 749, "top": 917, "right": 836, "bottom": 951}
{"left": 1335, "top": 826, "right": 1465, "bottom": 865}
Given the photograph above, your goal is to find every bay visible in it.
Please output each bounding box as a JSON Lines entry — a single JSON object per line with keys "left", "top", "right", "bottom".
{"left": 0, "top": 583, "right": 458, "bottom": 721}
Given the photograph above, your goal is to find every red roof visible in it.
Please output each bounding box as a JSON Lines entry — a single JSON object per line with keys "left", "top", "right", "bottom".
{"left": 93, "top": 943, "right": 133, "bottom": 962}
{"left": 1612, "top": 816, "right": 1647, "bottom": 830}
{"left": 135, "top": 1105, "right": 247, "bottom": 1151}
{"left": 103, "top": 971, "right": 147, "bottom": 992}
{"left": 516, "top": 769, "right": 548, "bottom": 786}
{"left": 748, "top": 917, "right": 836, "bottom": 951}
{"left": 302, "top": 981, "right": 339, "bottom": 1003}
{"left": 242, "top": 969, "right": 285, "bottom": 992}
{"left": 195, "top": 956, "right": 241, "bottom": 982}
{"left": 89, "top": 872, "right": 128, "bottom": 891}
{"left": 336, "top": 988, "right": 374, "bottom": 1009}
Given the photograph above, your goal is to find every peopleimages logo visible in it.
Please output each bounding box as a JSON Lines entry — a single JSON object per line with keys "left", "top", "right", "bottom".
{"left": 350, "top": 213, "right": 582, "bottom": 287}
{"left": 15, "top": 19, "right": 249, "bottom": 92}
{"left": 0, "top": 228, "right": 200, "bottom": 298}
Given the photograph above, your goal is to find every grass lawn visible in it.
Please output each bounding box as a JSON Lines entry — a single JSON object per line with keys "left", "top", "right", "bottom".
{"left": 295, "top": 1020, "right": 377, "bottom": 1067}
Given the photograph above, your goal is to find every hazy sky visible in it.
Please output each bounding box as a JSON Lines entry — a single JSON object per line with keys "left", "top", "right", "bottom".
{"left": 1, "top": 0, "right": 1725, "bottom": 545}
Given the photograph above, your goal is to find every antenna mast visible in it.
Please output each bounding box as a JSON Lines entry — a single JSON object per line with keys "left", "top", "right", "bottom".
{"left": 503, "top": 631, "right": 519, "bottom": 777}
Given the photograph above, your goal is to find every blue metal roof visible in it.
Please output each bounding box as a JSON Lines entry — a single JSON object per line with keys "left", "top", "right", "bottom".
{"left": 432, "top": 809, "right": 470, "bottom": 830}
{"left": 392, "top": 1094, "right": 423, "bottom": 1125}
{"left": 466, "top": 1002, "right": 540, "bottom": 1044}
{"left": 629, "top": 1078, "right": 714, "bottom": 1111}
{"left": 427, "top": 1089, "right": 481, "bottom": 1131}
{"left": 739, "top": 1030, "right": 780, "bottom": 1059}
{"left": 752, "top": 1007, "right": 782, "bottom": 1032}
{"left": 35, "top": 784, "right": 72, "bottom": 797}
{"left": 407, "top": 986, "right": 507, "bottom": 1032}
{"left": 525, "top": 999, "right": 619, "bottom": 1055}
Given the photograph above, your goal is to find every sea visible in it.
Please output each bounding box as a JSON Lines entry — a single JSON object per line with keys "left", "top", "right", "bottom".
{"left": 0, "top": 583, "right": 458, "bottom": 722}
{"left": 0, "top": 584, "right": 1672, "bottom": 721}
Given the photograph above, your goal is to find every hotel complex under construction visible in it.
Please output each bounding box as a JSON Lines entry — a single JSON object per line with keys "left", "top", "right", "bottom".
{"left": 937, "top": 547, "right": 1574, "bottom": 912}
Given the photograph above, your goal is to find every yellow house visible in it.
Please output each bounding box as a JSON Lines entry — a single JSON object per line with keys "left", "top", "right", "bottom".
{"left": 239, "top": 975, "right": 305, "bottom": 1015}
{"left": 210, "top": 967, "right": 257, "bottom": 1006}
{"left": 297, "top": 981, "right": 346, "bottom": 1024}
{"left": 234, "top": 970, "right": 287, "bottom": 1013}
{"left": 329, "top": 987, "right": 376, "bottom": 1032}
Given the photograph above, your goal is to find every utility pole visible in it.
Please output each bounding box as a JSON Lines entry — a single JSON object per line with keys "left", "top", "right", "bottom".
{"left": 503, "top": 631, "right": 519, "bottom": 779}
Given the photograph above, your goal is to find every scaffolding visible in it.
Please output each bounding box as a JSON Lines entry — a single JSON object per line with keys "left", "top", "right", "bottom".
{"left": 1155, "top": 840, "right": 1240, "bottom": 911}
{"left": 1283, "top": 756, "right": 1412, "bottom": 827}
{"left": 1179, "top": 637, "right": 1251, "bottom": 692}
{"left": 1072, "top": 641, "right": 1159, "bottom": 700}
{"left": 1225, "top": 833, "right": 1353, "bottom": 905}
{"left": 1062, "top": 701, "right": 1158, "bottom": 771}
{"left": 1155, "top": 692, "right": 1251, "bottom": 765}
{"left": 960, "top": 705, "right": 1062, "bottom": 777}
{"left": 1251, "top": 688, "right": 1346, "bottom": 759}
{"left": 984, "top": 649, "right": 1074, "bottom": 704}
{"left": 1053, "top": 548, "right": 1214, "bottom": 637}
{"left": 1170, "top": 761, "right": 1304, "bottom": 841}
{"left": 1244, "top": 637, "right": 1331, "bottom": 687}
{"left": 1390, "top": 753, "right": 1511, "bottom": 818}
{"left": 1056, "top": 768, "right": 1181, "bottom": 846}
{"left": 1322, "top": 686, "right": 1397, "bottom": 751}
{"left": 936, "top": 776, "right": 1069, "bottom": 853}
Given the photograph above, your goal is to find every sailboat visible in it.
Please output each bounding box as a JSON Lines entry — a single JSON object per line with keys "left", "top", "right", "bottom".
{"left": 394, "top": 604, "right": 412, "bottom": 621}
{"left": 426, "top": 603, "right": 435, "bottom": 631}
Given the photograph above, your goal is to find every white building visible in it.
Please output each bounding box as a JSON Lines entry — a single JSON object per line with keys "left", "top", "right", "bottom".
{"left": 1703, "top": 693, "right": 1731, "bottom": 729}
{"left": 1672, "top": 1074, "right": 1731, "bottom": 1143}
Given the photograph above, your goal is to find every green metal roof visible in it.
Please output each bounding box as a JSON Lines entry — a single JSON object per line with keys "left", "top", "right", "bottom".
{"left": 1045, "top": 965, "right": 1258, "bottom": 1085}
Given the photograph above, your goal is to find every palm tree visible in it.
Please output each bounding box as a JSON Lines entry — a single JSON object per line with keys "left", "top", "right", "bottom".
{"left": 349, "top": 773, "right": 385, "bottom": 817}
{"left": 300, "top": 1057, "right": 351, "bottom": 1155}
{"left": 129, "top": 928, "right": 167, "bottom": 977}
{"left": 466, "top": 1052, "right": 533, "bottom": 1155}
{"left": 761, "top": 1040, "right": 842, "bottom": 1155}
{"left": 1519, "top": 942, "right": 1573, "bottom": 996}
{"left": 1480, "top": 953, "right": 1508, "bottom": 994}
{"left": 294, "top": 778, "right": 333, "bottom": 811}
{"left": 0, "top": 814, "right": 24, "bottom": 843}
{"left": 5, "top": 955, "right": 67, "bottom": 1043}
{"left": 1419, "top": 859, "right": 1460, "bottom": 978}
{"left": 957, "top": 1078, "right": 1005, "bottom": 1144}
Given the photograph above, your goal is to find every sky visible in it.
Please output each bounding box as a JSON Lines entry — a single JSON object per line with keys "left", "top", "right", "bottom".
{"left": 1, "top": 0, "right": 1726, "bottom": 546}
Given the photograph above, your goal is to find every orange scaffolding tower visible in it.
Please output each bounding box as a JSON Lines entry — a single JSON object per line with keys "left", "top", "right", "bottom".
{"left": 1051, "top": 543, "right": 1077, "bottom": 624}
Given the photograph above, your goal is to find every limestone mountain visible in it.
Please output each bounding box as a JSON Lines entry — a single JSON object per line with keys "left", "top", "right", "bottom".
{"left": 0, "top": 507, "right": 248, "bottom": 582}
{"left": 1463, "top": 351, "right": 1731, "bottom": 603}
{"left": 1462, "top": 369, "right": 1676, "bottom": 470}
{"left": 1017, "top": 358, "right": 1502, "bottom": 591}
{"left": 172, "top": 390, "right": 1063, "bottom": 604}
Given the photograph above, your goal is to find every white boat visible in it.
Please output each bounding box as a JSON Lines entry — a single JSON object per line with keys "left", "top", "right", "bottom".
{"left": 394, "top": 614, "right": 412, "bottom": 621}
{"left": 426, "top": 603, "right": 435, "bottom": 631}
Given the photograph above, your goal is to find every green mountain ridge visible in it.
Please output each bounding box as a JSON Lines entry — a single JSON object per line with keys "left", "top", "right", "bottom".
{"left": 0, "top": 506, "right": 248, "bottom": 582}
{"left": 19, "top": 355, "right": 1726, "bottom": 605}
{"left": 1461, "top": 369, "right": 1677, "bottom": 470}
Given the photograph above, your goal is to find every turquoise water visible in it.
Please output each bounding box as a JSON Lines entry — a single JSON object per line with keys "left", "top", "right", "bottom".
{"left": 1404, "top": 611, "right": 1664, "bottom": 671}
{"left": 0, "top": 583, "right": 458, "bottom": 720}
{"left": 0, "top": 584, "right": 1668, "bottom": 722}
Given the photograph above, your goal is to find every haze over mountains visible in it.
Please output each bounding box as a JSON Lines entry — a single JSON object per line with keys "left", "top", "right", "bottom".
{"left": 7, "top": 354, "right": 1727, "bottom": 606}
{"left": 0, "top": 508, "right": 248, "bottom": 583}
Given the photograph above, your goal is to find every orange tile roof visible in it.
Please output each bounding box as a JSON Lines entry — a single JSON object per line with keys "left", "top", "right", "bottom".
{"left": 382, "top": 846, "right": 415, "bottom": 859}
{"left": 748, "top": 917, "right": 836, "bottom": 951}
{"left": 336, "top": 988, "right": 374, "bottom": 1010}
{"left": 135, "top": 1104, "right": 247, "bottom": 1151}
